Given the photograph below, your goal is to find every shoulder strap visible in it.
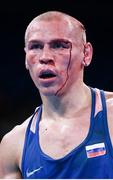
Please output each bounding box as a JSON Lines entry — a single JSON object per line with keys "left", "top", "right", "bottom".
{"left": 30, "top": 106, "right": 42, "bottom": 133}
{"left": 21, "top": 106, "right": 42, "bottom": 173}
{"left": 100, "top": 90, "right": 107, "bottom": 120}
{"left": 90, "top": 87, "right": 96, "bottom": 119}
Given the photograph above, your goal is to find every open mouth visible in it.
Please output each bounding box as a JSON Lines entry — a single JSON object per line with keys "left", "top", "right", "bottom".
{"left": 39, "top": 70, "right": 56, "bottom": 79}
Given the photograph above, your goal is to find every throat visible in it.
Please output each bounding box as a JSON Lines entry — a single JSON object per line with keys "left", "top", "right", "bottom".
{"left": 42, "top": 84, "right": 91, "bottom": 120}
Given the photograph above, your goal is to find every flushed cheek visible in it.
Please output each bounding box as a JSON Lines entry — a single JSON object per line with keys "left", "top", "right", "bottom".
{"left": 57, "top": 58, "right": 71, "bottom": 76}
{"left": 26, "top": 53, "right": 38, "bottom": 66}
{"left": 59, "top": 70, "right": 67, "bottom": 79}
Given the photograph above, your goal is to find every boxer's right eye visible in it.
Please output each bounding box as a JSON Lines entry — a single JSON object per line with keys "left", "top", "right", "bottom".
{"left": 27, "top": 41, "right": 43, "bottom": 50}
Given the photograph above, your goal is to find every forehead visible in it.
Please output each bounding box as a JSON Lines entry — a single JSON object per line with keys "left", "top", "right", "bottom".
{"left": 26, "top": 19, "right": 80, "bottom": 43}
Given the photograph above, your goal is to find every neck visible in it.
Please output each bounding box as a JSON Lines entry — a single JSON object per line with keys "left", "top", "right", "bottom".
{"left": 40, "top": 83, "right": 91, "bottom": 121}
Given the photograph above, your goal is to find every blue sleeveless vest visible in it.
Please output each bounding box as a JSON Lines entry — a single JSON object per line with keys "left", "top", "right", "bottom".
{"left": 21, "top": 88, "right": 113, "bottom": 178}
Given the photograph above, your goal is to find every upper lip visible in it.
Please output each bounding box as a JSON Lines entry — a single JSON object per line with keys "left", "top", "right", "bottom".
{"left": 39, "top": 69, "right": 57, "bottom": 79}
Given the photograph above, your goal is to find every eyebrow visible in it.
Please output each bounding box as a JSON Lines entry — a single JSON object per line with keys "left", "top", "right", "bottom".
{"left": 50, "top": 39, "right": 71, "bottom": 44}
{"left": 27, "top": 40, "right": 43, "bottom": 45}
{"left": 27, "top": 38, "right": 71, "bottom": 44}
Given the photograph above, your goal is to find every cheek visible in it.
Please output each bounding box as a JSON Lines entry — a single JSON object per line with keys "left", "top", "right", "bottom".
{"left": 70, "top": 50, "right": 84, "bottom": 67}
{"left": 55, "top": 54, "right": 72, "bottom": 79}
{"left": 57, "top": 61, "right": 69, "bottom": 78}
{"left": 26, "top": 52, "right": 38, "bottom": 66}
{"left": 57, "top": 54, "right": 71, "bottom": 69}
{"left": 26, "top": 53, "right": 38, "bottom": 79}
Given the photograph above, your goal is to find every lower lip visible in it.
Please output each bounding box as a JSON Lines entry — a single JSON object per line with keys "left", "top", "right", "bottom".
{"left": 39, "top": 77, "right": 57, "bottom": 86}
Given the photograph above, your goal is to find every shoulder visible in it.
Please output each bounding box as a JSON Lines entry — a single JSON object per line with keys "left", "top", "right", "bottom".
{"left": 0, "top": 104, "right": 40, "bottom": 163}
{"left": 0, "top": 115, "right": 32, "bottom": 178}
{"left": 0, "top": 105, "right": 41, "bottom": 179}
{"left": 104, "top": 91, "right": 113, "bottom": 100}
{"left": 1, "top": 115, "right": 31, "bottom": 144}
{"left": 2, "top": 106, "right": 41, "bottom": 144}
{"left": 104, "top": 91, "right": 113, "bottom": 109}
{"left": 101, "top": 90, "right": 113, "bottom": 115}
{"left": 94, "top": 89, "right": 113, "bottom": 119}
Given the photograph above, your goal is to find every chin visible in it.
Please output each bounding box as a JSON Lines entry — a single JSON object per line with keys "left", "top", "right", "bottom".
{"left": 37, "top": 83, "right": 66, "bottom": 97}
{"left": 39, "top": 88, "right": 57, "bottom": 97}
{"left": 40, "top": 88, "right": 66, "bottom": 97}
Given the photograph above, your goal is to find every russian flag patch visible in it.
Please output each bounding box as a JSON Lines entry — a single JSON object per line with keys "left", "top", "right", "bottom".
{"left": 85, "top": 143, "right": 106, "bottom": 158}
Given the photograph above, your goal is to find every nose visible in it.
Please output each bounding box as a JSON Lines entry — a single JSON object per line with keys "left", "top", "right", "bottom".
{"left": 39, "top": 45, "right": 54, "bottom": 65}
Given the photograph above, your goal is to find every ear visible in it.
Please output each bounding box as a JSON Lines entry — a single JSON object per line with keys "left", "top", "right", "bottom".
{"left": 24, "top": 47, "right": 29, "bottom": 70}
{"left": 25, "top": 59, "right": 29, "bottom": 70}
{"left": 82, "top": 42, "right": 93, "bottom": 67}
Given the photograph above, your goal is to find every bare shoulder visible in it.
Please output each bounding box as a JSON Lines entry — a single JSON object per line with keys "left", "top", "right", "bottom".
{"left": 104, "top": 91, "right": 113, "bottom": 109}
{"left": 105, "top": 91, "right": 113, "bottom": 100}
{"left": 104, "top": 91, "right": 113, "bottom": 118}
{"left": 0, "top": 116, "right": 32, "bottom": 178}
{"left": 1, "top": 115, "right": 31, "bottom": 145}
{"left": 0, "top": 115, "right": 32, "bottom": 162}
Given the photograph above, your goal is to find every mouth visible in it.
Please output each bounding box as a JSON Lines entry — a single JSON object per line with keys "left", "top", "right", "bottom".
{"left": 39, "top": 70, "right": 57, "bottom": 79}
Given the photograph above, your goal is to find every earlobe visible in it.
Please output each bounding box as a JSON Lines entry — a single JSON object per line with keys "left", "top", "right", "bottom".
{"left": 82, "top": 59, "right": 88, "bottom": 67}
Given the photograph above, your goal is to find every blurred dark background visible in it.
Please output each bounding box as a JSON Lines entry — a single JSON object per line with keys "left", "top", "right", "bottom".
{"left": 0, "top": 1, "right": 113, "bottom": 140}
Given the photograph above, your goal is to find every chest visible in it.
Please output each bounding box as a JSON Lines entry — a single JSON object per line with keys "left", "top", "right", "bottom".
{"left": 39, "top": 115, "right": 90, "bottom": 159}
